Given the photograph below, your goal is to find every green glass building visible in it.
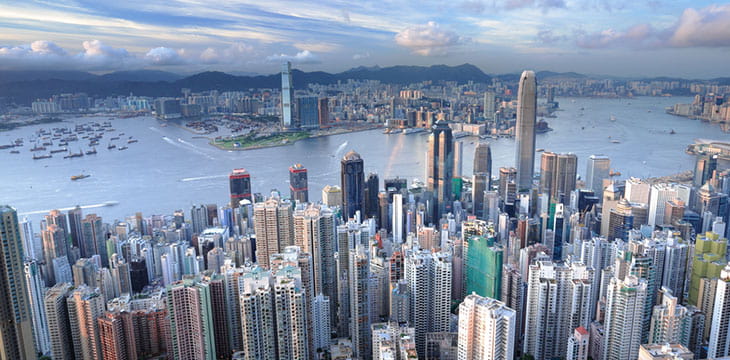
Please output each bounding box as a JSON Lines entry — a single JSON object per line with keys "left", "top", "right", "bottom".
{"left": 465, "top": 235, "right": 503, "bottom": 300}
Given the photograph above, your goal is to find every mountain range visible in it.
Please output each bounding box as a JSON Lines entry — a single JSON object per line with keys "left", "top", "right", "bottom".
{"left": 0, "top": 64, "right": 725, "bottom": 105}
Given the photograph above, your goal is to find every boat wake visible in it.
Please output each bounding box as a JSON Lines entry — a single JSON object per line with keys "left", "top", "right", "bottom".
{"left": 20, "top": 201, "right": 119, "bottom": 215}
{"left": 180, "top": 174, "right": 228, "bottom": 182}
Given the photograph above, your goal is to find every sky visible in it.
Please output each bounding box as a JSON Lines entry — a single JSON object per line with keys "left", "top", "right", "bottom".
{"left": 0, "top": 0, "right": 729, "bottom": 78}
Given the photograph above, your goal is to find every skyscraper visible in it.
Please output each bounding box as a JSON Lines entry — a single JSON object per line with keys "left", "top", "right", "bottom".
{"left": 539, "top": 151, "right": 577, "bottom": 202}
{"left": 586, "top": 155, "right": 611, "bottom": 196}
{"left": 289, "top": 163, "right": 309, "bottom": 204}
{"left": 24, "top": 260, "right": 50, "bottom": 355}
{"left": 602, "top": 275, "right": 647, "bottom": 360}
{"left": 364, "top": 172, "right": 380, "bottom": 221}
{"left": 297, "top": 96, "right": 319, "bottom": 129}
{"left": 473, "top": 142, "right": 492, "bottom": 218}
{"left": 483, "top": 91, "right": 496, "bottom": 121}
{"left": 0, "top": 205, "right": 36, "bottom": 360}
{"left": 515, "top": 70, "right": 537, "bottom": 193}
{"left": 253, "top": 196, "right": 294, "bottom": 269}
{"left": 649, "top": 287, "right": 693, "bottom": 347}
{"left": 708, "top": 263, "right": 730, "bottom": 358}
{"left": 42, "top": 223, "right": 68, "bottom": 286}
{"left": 281, "top": 61, "right": 294, "bottom": 129}
{"left": 427, "top": 120, "right": 454, "bottom": 221}
{"left": 229, "top": 168, "right": 252, "bottom": 210}
{"left": 457, "top": 293, "right": 516, "bottom": 360}
{"left": 349, "top": 245, "right": 370, "bottom": 359}
{"left": 239, "top": 266, "right": 276, "bottom": 360}
{"left": 67, "top": 285, "right": 105, "bottom": 360}
{"left": 81, "top": 213, "right": 107, "bottom": 266}
{"left": 341, "top": 150, "right": 365, "bottom": 220}
{"left": 318, "top": 97, "right": 329, "bottom": 128}
{"left": 465, "top": 235, "right": 503, "bottom": 300}
{"left": 392, "top": 193, "right": 404, "bottom": 243}
{"left": 45, "top": 282, "right": 74, "bottom": 360}
{"left": 167, "top": 278, "right": 217, "bottom": 360}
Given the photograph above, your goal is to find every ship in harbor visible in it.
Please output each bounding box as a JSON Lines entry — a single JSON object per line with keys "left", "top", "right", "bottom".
{"left": 63, "top": 151, "right": 84, "bottom": 159}
{"left": 71, "top": 174, "right": 90, "bottom": 181}
{"left": 32, "top": 153, "right": 52, "bottom": 160}
{"left": 85, "top": 148, "right": 97, "bottom": 155}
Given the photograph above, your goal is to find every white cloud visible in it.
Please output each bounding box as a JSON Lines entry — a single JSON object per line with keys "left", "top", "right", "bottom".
{"left": 353, "top": 51, "right": 370, "bottom": 60}
{"left": 265, "top": 50, "right": 320, "bottom": 64}
{"left": 394, "top": 21, "right": 463, "bottom": 56}
{"left": 293, "top": 42, "right": 339, "bottom": 53}
{"left": 145, "top": 47, "right": 186, "bottom": 65}
{"left": 199, "top": 43, "right": 254, "bottom": 64}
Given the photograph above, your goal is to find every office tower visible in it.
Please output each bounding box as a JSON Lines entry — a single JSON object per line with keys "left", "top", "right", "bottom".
{"left": 606, "top": 199, "right": 634, "bottom": 241}
{"left": 167, "top": 278, "right": 217, "bottom": 360}
{"left": 566, "top": 326, "right": 589, "bottom": 360}
{"left": 229, "top": 168, "right": 252, "bottom": 210}
{"left": 293, "top": 204, "right": 336, "bottom": 325}
{"left": 24, "top": 260, "right": 50, "bottom": 355}
{"left": 289, "top": 164, "right": 309, "bottom": 204}
{"left": 662, "top": 235, "right": 689, "bottom": 303}
{"left": 500, "top": 264, "right": 524, "bottom": 356}
{"left": 349, "top": 245, "right": 370, "bottom": 359}
{"left": 523, "top": 260, "right": 593, "bottom": 360}
{"left": 600, "top": 182, "right": 621, "bottom": 237}
{"left": 68, "top": 206, "right": 83, "bottom": 249}
{"left": 465, "top": 235, "right": 502, "bottom": 299}
{"left": 515, "top": 70, "right": 537, "bottom": 192}
{"left": 649, "top": 287, "right": 693, "bottom": 347}
{"left": 0, "top": 206, "right": 36, "bottom": 360}
{"left": 458, "top": 293, "right": 515, "bottom": 360}
{"left": 73, "top": 257, "right": 98, "bottom": 288}
{"left": 384, "top": 177, "right": 408, "bottom": 194}
{"left": 454, "top": 140, "right": 463, "bottom": 178}
{"left": 602, "top": 275, "right": 647, "bottom": 360}
{"left": 427, "top": 120, "right": 454, "bottom": 221}
{"left": 539, "top": 151, "right": 578, "bottom": 202}
{"left": 297, "top": 96, "right": 319, "bottom": 129}
{"left": 405, "top": 249, "right": 452, "bottom": 355}
{"left": 393, "top": 193, "right": 404, "bottom": 243}
{"left": 695, "top": 154, "right": 718, "bottom": 188}
{"left": 318, "top": 97, "right": 329, "bottom": 127}
{"left": 364, "top": 173, "right": 380, "bottom": 221}
{"left": 372, "top": 322, "right": 417, "bottom": 359}
{"left": 45, "top": 209, "right": 69, "bottom": 239}
{"left": 281, "top": 61, "right": 294, "bottom": 129}
{"left": 239, "top": 266, "right": 276, "bottom": 360}
{"left": 42, "top": 224, "right": 68, "bottom": 286}
{"left": 67, "top": 285, "right": 104, "bottom": 360}
{"left": 709, "top": 263, "right": 730, "bottom": 358}
{"left": 472, "top": 142, "right": 492, "bottom": 217}
{"left": 484, "top": 91, "right": 495, "bottom": 120}
{"left": 389, "top": 279, "right": 410, "bottom": 324}
{"left": 341, "top": 151, "right": 365, "bottom": 220}
{"left": 689, "top": 231, "right": 727, "bottom": 305}
{"left": 648, "top": 184, "right": 681, "bottom": 227}
{"left": 253, "top": 196, "right": 294, "bottom": 269}
{"left": 81, "top": 214, "right": 107, "bottom": 266}
{"left": 322, "top": 185, "right": 343, "bottom": 207}
{"left": 638, "top": 344, "right": 693, "bottom": 360}
{"left": 45, "top": 283, "right": 74, "bottom": 360}
{"left": 336, "top": 220, "right": 370, "bottom": 336}
{"left": 191, "top": 204, "right": 209, "bottom": 234}
{"left": 498, "top": 167, "right": 517, "bottom": 204}
{"left": 586, "top": 155, "right": 611, "bottom": 197}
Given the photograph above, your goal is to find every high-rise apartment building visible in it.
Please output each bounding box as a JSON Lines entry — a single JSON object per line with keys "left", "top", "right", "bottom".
{"left": 81, "top": 213, "right": 107, "bottom": 266}
{"left": 24, "top": 260, "right": 50, "bottom": 355}
{"left": 253, "top": 196, "right": 294, "bottom": 269}
{"left": 602, "top": 275, "right": 647, "bottom": 360}
{"left": 341, "top": 151, "right": 365, "bottom": 220}
{"left": 45, "top": 282, "right": 74, "bottom": 360}
{"left": 239, "top": 266, "right": 276, "bottom": 360}
{"left": 566, "top": 326, "right": 590, "bottom": 360}
{"left": 67, "top": 285, "right": 105, "bottom": 360}
{"left": 167, "top": 278, "right": 217, "bottom": 360}
{"left": 427, "top": 120, "right": 454, "bottom": 221}
{"left": 0, "top": 205, "right": 36, "bottom": 360}
{"left": 318, "top": 97, "right": 329, "bottom": 127}
{"left": 515, "top": 70, "right": 537, "bottom": 193}
{"left": 483, "top": 91, "right": 495, "bottom": 120}
{"left": 708, "top": 263, "right": 730, "bottom": 358}
{"left": 539, "top": 151, "right": 578, "bottom": 202}
{"left": 457, "top": 293, "right": 515, "bottom": 360}
{"left": 649, "top": 287, "right": 693, "bottom": 347}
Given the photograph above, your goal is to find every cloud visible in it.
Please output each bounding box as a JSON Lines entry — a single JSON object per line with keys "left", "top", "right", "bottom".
{"left": 459, "top": 0, "right": 565, "bottom": 13}
{"left": 199, "top": 42, "right": 255, "bottom": 64}
{"left": 293, "top": 42, "right": 339, "bottom": 53}
{"left": 575, "top": 4, "right": 730, "bottom": 49}
{"left": 145, "top": 47, "right": 186, "bottom": 65}
{"left": 536, "top": 29, "right": 567, "bottom": 44}
{"left": 353, "top": 51, "right": 370, "bottom": 60}
{"left": 394, "top": 21, "right": 463, "bottom": 56}
{"left": 265, "top": 50, "right": 320, "bottom": 64}
{"left": 0, "top": 40, "right": 141, "bottom": 70}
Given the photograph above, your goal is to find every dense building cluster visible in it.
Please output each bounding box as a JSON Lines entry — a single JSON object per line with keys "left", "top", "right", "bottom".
{"left": 3, "top": 70, "right": 730, "bottom": 360}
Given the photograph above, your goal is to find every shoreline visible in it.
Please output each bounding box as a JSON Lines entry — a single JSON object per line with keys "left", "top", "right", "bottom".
{"left": 207, "top": 124, "right": 383, "bottom": 151}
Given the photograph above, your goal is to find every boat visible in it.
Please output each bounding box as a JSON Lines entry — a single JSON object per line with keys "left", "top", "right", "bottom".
{"left": 107, "top": 144, "right": 116, "bottom": 150}
{"left": 110, "top": 137, "right": 120, "bottom": 140}
{"left": 71, "top": 174, "right": 90, "bottom": 181}
{"left": 669, "top": 129, "right": 676, "bottom": 134}
{"left": 127, "top": 139, "right": 138, "bottom": 144}
{"left": 536, "top": 148, "right": 545, "bottom": 152}
{"left": 118, "top": 146, "right": 128, "bottom": 151}
{"left": 0, "top": 144, "right": 14, "bottom": 149}
{"left": 609, "top": 115, "right": 616, "bottom": 122}
{"left": 50, "top": 148, "right": 68, "bottom": 154}
{"left": 611, "top": 140, "right": 621, "bottom": 144}
{"left": 33, "top": 153, "right": 52, "bottom": 160}
{"left": 85, "top": 148, "right": 97, "bottom": 155}
{"left": 30, "top": 145, "right": 46, "bottom": 152}
{"left": 609, "top": 170, "right": 621, "bottom": 176}
{"left": 63, "top": 151, "right": 84, "bottom": 159}
{"left": 402, "top": 128, "right": 426, "bottom": 135}
{"left": 10, "top": 150, "right": 20, "bottom": 154}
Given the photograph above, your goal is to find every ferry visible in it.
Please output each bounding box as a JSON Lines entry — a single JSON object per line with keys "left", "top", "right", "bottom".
{"left": 71, "top": 174, "right": 90, "bottom": 181}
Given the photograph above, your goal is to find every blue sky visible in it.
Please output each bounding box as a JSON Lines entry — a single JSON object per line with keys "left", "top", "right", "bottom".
{"left": 0, "top": 0, "right": 728, "bottom": 77}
